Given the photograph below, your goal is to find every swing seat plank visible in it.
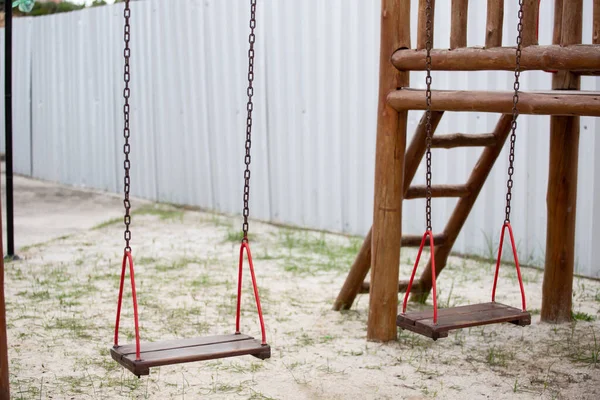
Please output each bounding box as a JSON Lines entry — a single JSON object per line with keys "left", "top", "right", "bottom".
{"left": 111, "top": 333, "right": 270, "bottom": 376}
{"left": 397, "top": 302, "right": 531, "bottom": 340}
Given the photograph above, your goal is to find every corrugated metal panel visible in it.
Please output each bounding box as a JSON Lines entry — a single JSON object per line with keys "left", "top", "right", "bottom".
{"left": 0, "top": 17, "right": 33, "bottom": 175}
{"left": 0, "top": 0, "right": 598, "bottom": 277}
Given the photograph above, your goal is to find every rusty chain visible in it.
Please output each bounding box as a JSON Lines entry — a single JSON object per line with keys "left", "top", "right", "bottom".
{"left": 122, "top": 0, "right": 132, "bottom": 252}
{"left": 505, "top": 0, "right": 525, "bottom": 223}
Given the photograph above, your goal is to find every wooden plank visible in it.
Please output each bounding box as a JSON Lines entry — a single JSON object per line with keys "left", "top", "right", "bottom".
{"left": 406, "top": 184, "right": 470, "bottom": 199}
{"left": 594, "top": 0, "right": 600, "bottom": 44}
{"left": 115, "top": 333, "right": 253, "bottom": 355}
{"left": 542, "top": 0, "right": 583, "bottom": 324}
{"left": 417, "top": 0, "right": 435, "bottom": 50}
{"left": 387, "top": 89, "right": 600, "bottom": 116}
{"left": 397, "top": 303, "right": 530, "bottom": 339}
{"left": 399, "top": 302, "right": 509, "bottom": 322}
{"left": 486, "top": 0, "right": 504, "bottom": 48}
{"left": 368, "top": 0, "right": 411, "bottom": 342}
{"left": 392, "top": 45, "right": 600, "bottom": 72}
{"left": 415, "top": 305, "right": 531, "bottom": 332}
{"left": 451, "top": 0, "right": 468, "bottom": 49}
{"left": 522, "top": 0, "right": 540, "bottom": 47}
{"left": 410, "top": 115, "right": 513, "bottom": 302}
{"left": 432, "top": 133, "right": 497, "bottom": 148}
{"left": 112, "top": 335, "right": 270, "bottom": 376}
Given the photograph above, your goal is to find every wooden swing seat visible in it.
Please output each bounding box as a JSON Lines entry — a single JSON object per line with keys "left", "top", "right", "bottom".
{"left": 397, "top": 302, "right": 531, "bottom": 340}
{"left": 111, "top": 333, "right": 271, "bottom": 376}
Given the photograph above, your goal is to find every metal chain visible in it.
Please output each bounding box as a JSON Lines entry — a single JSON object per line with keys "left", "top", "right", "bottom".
{"left": 122, "top": 0, "right": 132, "bottom": 252}
{"left": 242, "top": 0, "right": 257, "bottom": 242}
{"left": 424, "top": 0, "right": 433, "bottom": 231}
{"left": 505, "top": 0, "right": 525, "bottom": 224}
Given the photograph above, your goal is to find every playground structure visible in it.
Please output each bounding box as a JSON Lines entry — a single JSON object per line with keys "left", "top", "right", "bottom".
{"left": 334, "top": 0, "right": 600, "bottom": 342}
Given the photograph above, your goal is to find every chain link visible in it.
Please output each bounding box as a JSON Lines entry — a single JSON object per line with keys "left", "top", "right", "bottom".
{"left": 505, "top": 0, "right": 525, "bottom": 223}
{"left": 123, "top": 0, "right": 132, "bottom": 252}
{"left": 242, "top": 0, "right": 257, "bottom": 242}
{"left": 424, "top": 0, "right": 433, "bottom": 231}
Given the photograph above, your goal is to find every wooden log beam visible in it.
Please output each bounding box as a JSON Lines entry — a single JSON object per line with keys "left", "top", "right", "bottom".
{"left": 403, "top": 234, "right": 446, "bottom": 247}
{"left": 406, "top": 185, "right": 470, "bottom": 199}
{"left": 594, "top": 0, "right": 600, "bottom": 44}
{"left": 522, "top": 0, "right": 540, "bottom": 47}
{"left": 486, "top": 0, "right": 504, "bottom": 48}
{"left": 387, "top": 89, "right": 600, "bottom": 116}
{"left": 451, "top": 0, "right": 468, "bottom": 49}
{"left": 432, "top": 133, "right": 497, "bottom": 148}
{"left": 417, "top": 0, "right": 435, "bottom": 50}
{"left": 392, "top": 45, "right": 600, "bottom": 72}
{"left": 367, "top": 0, "right": 411, "bottom": 342}
{"left": 542, "top": 0, "right": 583, "bottom": 324}
{"left": 361, "top": 280, "right": 412, "bottom": 294}
{"left": 412, "top": 115, "right": 514, "bottom": 302}
{"left": 333, "top": 112, "right": 443, "bottom": 311}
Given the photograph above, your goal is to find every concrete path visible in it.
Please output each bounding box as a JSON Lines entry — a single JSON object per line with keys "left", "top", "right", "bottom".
{"left": 0, "top": 162, "right": 140, "bottom": 252}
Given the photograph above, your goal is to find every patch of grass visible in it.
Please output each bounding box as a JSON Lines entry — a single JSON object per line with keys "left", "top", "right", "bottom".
{"left": 43, "top": 316, "right": 95, "bottom": 340}
{"left": 572, "top": 311, "right": 596, "bottom": 322}
{"left": 92, "top": 216, "right": 122, "bottom": 230}
{"left": 135, "top": 205, "right": 184, "bottom": 220}
{"left": 485, "top": 346, "right": 514, "bottom": 367}
{"left": 569, "top": 328, "right": 599, "bottom": 367}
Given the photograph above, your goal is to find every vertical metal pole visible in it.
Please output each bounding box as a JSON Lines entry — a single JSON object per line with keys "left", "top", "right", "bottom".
{"left": 4, "top": 1, "right": 16, "bottom": 258}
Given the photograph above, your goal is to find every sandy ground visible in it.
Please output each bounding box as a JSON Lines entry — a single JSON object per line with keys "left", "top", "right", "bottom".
{"left": 2, "top": 174, "right": 600, "bottom": 399}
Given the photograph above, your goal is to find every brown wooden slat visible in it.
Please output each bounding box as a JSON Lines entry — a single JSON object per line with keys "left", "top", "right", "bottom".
{"left": 522, "top": 0, "right": 540, "bottom": 47}
{"left": 417, "top": 0, "right": 436, "bottom": 50}
{"left": 402, "top": 234, "right": 446, "bottom": 247}
{"left": 360, "top": 280, "right": 411, "bottom": 294}
{"left": 399, "top": 302, "right": 509, "bottom": 322}
{"left": 115, "top": 333, "right": 253, "bottom": 355}
{"left": 594, "top": 0, "right": 600, "bottom": 44}
{"left": 406, "top": 184, "right": 470, "bottom": 199}
{"left": 486, "top": 0, "right": 504, "bottom": 48}
{"left": 397, "top": 302, "right": 530, "bottom": 339}
{"left": 111, "top": 334, "right": 270, "bottom": 376}
{"left": 432, "top": 133, "right": 497, "bottom": 148}
{"left": 451, "top": 0, "right": 468, "bottom": 49}
{"left": 388, "top": 89, "right": 600, "bottom": 116}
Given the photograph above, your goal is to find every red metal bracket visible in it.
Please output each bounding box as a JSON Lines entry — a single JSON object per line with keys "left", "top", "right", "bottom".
{"left": 491, "top": 222, "right": 527, "bottom": 311}
{"left": 113, "top": 250, "right": 142, "bottom": 361}
{"left": 236, "top": 242, "right": 267, "bottom": 345}
{"left": 402, "top": 230, "right": 438, "bottom": 325}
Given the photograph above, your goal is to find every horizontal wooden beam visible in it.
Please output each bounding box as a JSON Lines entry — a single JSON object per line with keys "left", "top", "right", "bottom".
{"left": 402, "top": 234, "right": 446, "bottom": 247}
{"left": 392, "top": 45, "right": 600, "bottom": 72}
{"left": 360, "top": 280, "right": 412, "bottom": 294}
{"left": 405, "top": 184, "right": 470, "bottom": 199}
{"left": 432, "top": 133, "right": 497, "bottom": 148}
{"left": 388, "top": 89, "right": 600, "bottom": 116}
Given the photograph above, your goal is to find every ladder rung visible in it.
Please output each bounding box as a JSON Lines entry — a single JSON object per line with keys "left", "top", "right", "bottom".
{"left": 431, "top": 133, "right": 497, "bottom": 148}
{"left": 406, "top": 185, "right": 470, "bottom": 199}
{"left": 402, "top": 234, "right": 446, "bottom": 247}
{"left": 388, "top": 89, "right": 600, "bottom": 116}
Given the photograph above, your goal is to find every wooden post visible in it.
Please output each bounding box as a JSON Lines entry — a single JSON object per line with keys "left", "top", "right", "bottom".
{"left": 542, "top": 0, "right": 583, "bottom": 323}
{"left": 417, "top": 0, "right": 435, "bottom": 50}
{"left": 486, "top": 0, "right": 504, "bottom": 48}
{"left": 367, "top": 0, "right": 411, "bottom": 342}
{"left": 451, "top": 0, "right": 468, "bottom": 49}
{"left": 0, "top": 204, "right": 8, "bottom": 400}
{"left": 522, "top": 0, "right": 540, "bottom": 47}
{"left": 594, "top": 0, "right": 600, "bottom": 44}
